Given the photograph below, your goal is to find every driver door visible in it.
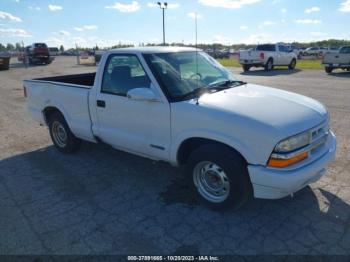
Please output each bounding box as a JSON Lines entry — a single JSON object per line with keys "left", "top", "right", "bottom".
{"left": 94, "top": 54, "right": 171, "bottom": 160}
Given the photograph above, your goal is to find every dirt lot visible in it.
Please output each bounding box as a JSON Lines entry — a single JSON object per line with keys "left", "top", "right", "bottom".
{"left": 0, "top": 56, "right": 349, "bottom": 255}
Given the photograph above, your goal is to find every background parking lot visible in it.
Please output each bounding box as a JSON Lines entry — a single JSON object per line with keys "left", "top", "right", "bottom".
{"left": 0, "top": 57, "right": 349, "bottom": 255}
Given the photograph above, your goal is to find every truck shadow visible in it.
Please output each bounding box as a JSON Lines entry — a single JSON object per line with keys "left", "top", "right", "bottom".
{"left": 240, "top": 68, "right": 301, "bottom": 76}
{"left": 10, "top": 62, "right": 51, "bottom": 69}
{"left": 0, "top": 143, "right": 349, "bottom": 255}
{"left": 327, "top": 71, "right": 350, "bottom": 78}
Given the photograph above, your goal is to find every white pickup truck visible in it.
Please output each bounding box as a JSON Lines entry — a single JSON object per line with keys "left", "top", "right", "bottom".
{"left": 322, "top": 46, "right": 350, "bottom": 73}
{"left": 239, "top": 44, "right": 297, "bottom": 72}
{"left": 24, "top": 47, "right": 336, "bottom": 209}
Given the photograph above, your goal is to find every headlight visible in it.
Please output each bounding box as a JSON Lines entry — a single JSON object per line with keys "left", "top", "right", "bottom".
{"left": 268, "top": 131, "right": 311, "bottom": 168}
{"left": 274, "top": 131, "right": 310, "bottom": 153}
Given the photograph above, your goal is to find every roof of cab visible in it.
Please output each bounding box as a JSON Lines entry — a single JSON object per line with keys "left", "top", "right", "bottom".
{"left": 108, "top": 46, "right": 200, "bottom": 54}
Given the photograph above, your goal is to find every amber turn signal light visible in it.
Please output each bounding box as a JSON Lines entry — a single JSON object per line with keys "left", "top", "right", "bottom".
{"left": 268, "top": 151, "right": 309, "bottom": 168}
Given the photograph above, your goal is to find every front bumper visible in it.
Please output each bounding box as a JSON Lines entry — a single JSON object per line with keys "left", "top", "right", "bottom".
{"left": 248, "top": 131, "right": 336, "bottom": 199}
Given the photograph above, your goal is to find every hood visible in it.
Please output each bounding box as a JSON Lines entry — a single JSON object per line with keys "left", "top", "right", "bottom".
{"left": 198, "top": 83, "right": 327, "bottom": 137}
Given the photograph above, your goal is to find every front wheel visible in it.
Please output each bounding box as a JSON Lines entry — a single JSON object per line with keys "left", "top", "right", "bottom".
{"left": 48, "top": 112, "right": 81, "bottom": 153}
{"left": 187, "top": 144, "right": 252, "bottom": 210}
{"left": 288, "top": 59, "right": 296, "bottom": 70}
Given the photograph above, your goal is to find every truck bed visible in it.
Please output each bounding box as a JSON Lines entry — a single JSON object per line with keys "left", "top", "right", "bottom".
{"left": 24, "top": 73, "right": 96, "bottom": 142}
{"left": 33, "top": 73, "right": 96, "bottom": 87}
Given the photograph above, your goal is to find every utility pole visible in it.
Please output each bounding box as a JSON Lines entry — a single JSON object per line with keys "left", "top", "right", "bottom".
{"left": 22, "top": 40, "right": 28, "bottom": 68}
{"left": 76, "top": 43, "right": 80, "bottom": 65}
{"left": 157, "top": 2, "right": 168, "bottom": 45}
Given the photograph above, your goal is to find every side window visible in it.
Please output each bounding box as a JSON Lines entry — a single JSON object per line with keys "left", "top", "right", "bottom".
{"left": 340, "top": 47, "right": 350, "bottom": 54}
{"left": 279, "top": 45, "right": 287, "bottom": 52}
{"left": 101, "top": 54, "right": 151, "bottom": 96}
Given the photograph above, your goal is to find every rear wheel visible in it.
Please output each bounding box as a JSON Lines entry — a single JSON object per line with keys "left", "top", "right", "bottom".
{"left": 48, "top": 112, "right": 81, "bottom": 153}
{"left": 265, "top": 58, "right": 273, "bottom": 71}
{"left": 325, "top": 67, "right": 333, "bottom": 74}
{"left": 288, "top": 59, "right": 296, "bottom": 70}
{"left": 187, "top": 144, "right": 252, "bottom": 210}
{"left": 243, "top": 64, "right": 250, "bottom": 72}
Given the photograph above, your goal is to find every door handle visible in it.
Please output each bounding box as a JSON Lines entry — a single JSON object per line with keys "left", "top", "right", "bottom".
{"left": 335, "top": 56, "right": 339, "bottom": 58}
{"left": 97, "top": 100, "right": 106, "bottom": 108}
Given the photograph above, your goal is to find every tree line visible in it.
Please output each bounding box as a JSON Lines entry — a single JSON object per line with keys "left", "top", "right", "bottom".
{"left": 0, "top": 43, "right": 65, "bottom": 52}
{"left": 1, "top": 39, "right": 350, "bottom": 53}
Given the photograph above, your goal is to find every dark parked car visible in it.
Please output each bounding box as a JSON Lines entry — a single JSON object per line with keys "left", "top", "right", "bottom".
{"left": 0, "top": 52, "right": 11, "bottom": 70}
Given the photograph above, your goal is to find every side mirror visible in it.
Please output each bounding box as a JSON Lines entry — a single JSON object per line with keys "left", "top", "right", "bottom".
{"left": 127, "top": 88, "right": 158, "bottom": 102}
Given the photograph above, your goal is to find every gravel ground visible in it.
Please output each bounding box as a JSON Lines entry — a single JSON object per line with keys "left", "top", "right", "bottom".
{"left": 0, "top": 57, "right": 349, "bottom": 256}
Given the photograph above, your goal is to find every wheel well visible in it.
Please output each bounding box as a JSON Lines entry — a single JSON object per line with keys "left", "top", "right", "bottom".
{"left": 177, "top": 137, "right": 247, "bottom": 165}
{"left": 43, "top": 107, "right": 62, "bottom": 124}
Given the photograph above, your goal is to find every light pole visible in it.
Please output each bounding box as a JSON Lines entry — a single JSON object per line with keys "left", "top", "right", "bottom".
{"left": 157, "top": 2, "right": 167, "bottom": 45}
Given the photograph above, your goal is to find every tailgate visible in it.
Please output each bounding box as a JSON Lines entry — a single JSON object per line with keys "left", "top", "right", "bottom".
{"left": 34, "top": 48, "right": 49, "bottom": 55}
{"left": 239, "top": 51, "right": 262, "bottom": 64}
{"left": 323, "top": 53, "right": 340, "bottom": 65}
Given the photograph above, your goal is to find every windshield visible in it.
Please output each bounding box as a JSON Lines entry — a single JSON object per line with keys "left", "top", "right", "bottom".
{"left": 34, "top": 43, "right": 47, "bottom": 48}
{"left": 143, "top": 51, "right": 239, "bottom": 101}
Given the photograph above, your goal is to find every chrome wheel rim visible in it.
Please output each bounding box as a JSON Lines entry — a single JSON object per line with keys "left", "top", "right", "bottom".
{"left": 193, "top": 161, "right": 230, "bottom": 203}
{"left": 51, "top": 121, "right": 67, "bottom": 147}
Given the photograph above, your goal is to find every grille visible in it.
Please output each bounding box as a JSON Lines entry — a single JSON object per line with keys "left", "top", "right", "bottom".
{"left": 309, "top": 122, "right": 329, "bottom": 154}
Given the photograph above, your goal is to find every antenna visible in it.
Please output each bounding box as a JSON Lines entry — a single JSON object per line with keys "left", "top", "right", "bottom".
{"left": 195, "top": 12, "right": 199, "bottom": 105}
{"left": 195, "top": 12, "right": 198, "bottom": 49}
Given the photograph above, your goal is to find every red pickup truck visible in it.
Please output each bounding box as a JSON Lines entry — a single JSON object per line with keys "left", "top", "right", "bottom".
{"left": 26, "top": 43, "right": 51, "bottom": 65}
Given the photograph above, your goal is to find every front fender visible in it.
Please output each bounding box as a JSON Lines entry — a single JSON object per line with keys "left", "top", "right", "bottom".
{"left": 170, "top": 129, "right": 260, "bottom": 166}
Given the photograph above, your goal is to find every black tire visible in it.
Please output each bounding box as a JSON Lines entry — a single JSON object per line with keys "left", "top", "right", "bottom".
{"left": 288, "top": 59, "right": 296, "bottom": 70}
{"left": 325, "top": 67, "right": 333, "bottom": 74}
{"left": 264, "top": 58, "right": 273, "bottom": 71}
{"left": 187, "top": 143, "right": 253, "bottom": 210}
{"left": 243, "top": 64, "right": 250, "bottom": 72}
{"left": 48, "top": 111, "right": 81, "bottom": 153}
{"left": 347, "top": 68, "right": 350, "bottom": 72}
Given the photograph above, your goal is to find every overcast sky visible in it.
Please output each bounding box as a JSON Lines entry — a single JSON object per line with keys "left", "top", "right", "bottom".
{"left": 1, "top": 0, "right": 349, "bottom": 48}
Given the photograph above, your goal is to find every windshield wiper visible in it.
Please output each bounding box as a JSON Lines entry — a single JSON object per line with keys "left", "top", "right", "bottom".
{"left": 178, "top": 87, "right": 216, "bottom": 101}
{"left": 177, "top": 80, "right": 247, "bottom": 101}
{"left": 209, "top": 80, "right": 247, "bottom": 89}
